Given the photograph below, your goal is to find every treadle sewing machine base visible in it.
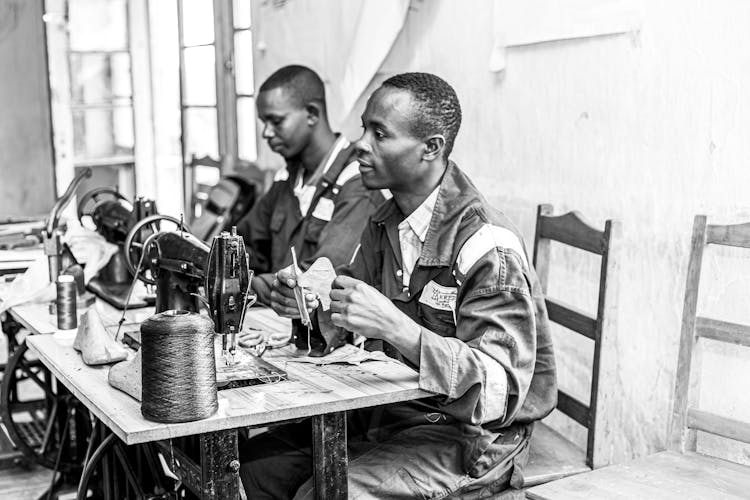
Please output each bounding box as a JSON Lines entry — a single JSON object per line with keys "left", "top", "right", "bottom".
{"left": 123, "top": 330, "right": 288, "bottom": 389}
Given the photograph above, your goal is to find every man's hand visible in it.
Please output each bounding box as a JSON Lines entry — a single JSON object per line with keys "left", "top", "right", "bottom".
{"left": 329, "top": 276, "right": 413, "bottom": 341}
{"left": 251, "top": 274, "right": 274, "bottom": 306}
{"left": 270, "top": 265, "right": 320, "bottom": 318}
{"left": 237, "top": 329, "right": 264, "bottom": 348}
{"left": 237, "top": 328, "right": 266, "bottom": 357}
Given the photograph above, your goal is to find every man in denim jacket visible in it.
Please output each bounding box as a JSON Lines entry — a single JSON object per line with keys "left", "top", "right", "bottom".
{"left": 241, "top": 72, "right": 557, "bottom": 499}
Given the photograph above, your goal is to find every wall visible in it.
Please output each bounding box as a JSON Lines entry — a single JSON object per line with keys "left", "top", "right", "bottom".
{"left": 252, "top": 0, "right": 750, "bottom": 464}
{"left": 0, "top": 0, "right": 55, "bottom": 217}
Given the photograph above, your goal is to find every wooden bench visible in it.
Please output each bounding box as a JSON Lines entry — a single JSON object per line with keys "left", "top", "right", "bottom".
{"left": 523, "top": 204, "right": 621, "bottom": 487}
{"left": 527, "top": 214, "right": 750, "bottom": 499}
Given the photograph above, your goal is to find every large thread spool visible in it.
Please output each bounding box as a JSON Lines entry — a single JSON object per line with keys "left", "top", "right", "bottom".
{"left": 141, "top": 310, "right": 218, "bottom": 423}
{"left": 56, "top": 274, "right": 77, "bottom": 329}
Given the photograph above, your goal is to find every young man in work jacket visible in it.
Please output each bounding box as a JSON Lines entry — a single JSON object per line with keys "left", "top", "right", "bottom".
{"left": 242, "top": 73, "right": 557, "bottom": 499}
{"left": 234, "top": 65, "right": 384, "bottom": 352}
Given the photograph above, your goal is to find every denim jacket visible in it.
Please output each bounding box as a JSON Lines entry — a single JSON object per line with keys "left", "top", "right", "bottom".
{"left": 342, "top": 162, "right": 557, "bottom": 477}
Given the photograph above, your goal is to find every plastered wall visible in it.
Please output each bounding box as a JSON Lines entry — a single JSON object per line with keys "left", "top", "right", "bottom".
{"left": 0, "top": 0, "right": 55, "bottom": 217}
{"left": 253, "top": 0, "right": 750, "bottom": 463}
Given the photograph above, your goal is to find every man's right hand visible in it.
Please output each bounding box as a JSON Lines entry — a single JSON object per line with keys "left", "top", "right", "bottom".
{"left": 270, "top": 265, "right": 320, "bottom": 318}
{"left": 251, "top": 274, "right": 274, "bottom": 306}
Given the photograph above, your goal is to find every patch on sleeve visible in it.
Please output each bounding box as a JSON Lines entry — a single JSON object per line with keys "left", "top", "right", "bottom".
{"left": 456, "top": 224, "right": 528, "bottom": 275}
{"left": 311, "top": 196, "right": 335, "bottom": 221}
{"left": 419, "top": 280, "right": 458, "bottom": 312}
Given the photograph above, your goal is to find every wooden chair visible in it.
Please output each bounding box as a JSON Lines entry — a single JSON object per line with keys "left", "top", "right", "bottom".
{"left": 527, "top": 214, "right": 750, "bottom": 500}
{"left": 522, "top": 204, "right": 621, "bottom": 487}
{"left": 186, "top": 154, "right": 263, "bottom": 241}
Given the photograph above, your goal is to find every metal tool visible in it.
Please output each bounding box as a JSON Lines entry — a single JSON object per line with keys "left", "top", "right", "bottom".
{"left": 43, "top": 167, "right": 92, "bottom": 284}
{"left": 42, "top": 168, "right": 95, "bottom": 311}
{"left": 206, "top": 227, "right": 253, "bottom": 364}
{"left": 290, "top": 246, "right": 311, "bottom": 327}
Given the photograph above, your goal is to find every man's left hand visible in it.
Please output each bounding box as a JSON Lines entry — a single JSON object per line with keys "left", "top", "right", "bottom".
{"left": 329, "top": 275, "right": 411, "bottom": 341}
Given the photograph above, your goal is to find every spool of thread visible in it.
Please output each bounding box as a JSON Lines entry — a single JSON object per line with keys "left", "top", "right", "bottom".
{"left": 141, "top": 310, "right": 218, "bottom": 423}
{"left": 56, "top": 274, "right": 77, "bottom": 330}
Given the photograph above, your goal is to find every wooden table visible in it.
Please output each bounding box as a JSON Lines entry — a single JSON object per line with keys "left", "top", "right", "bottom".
{"left": 18, "top": 303, "right": 430, "bottom": 499}
{"left": 0, "top": 247, "right": 43, "bottom": 276}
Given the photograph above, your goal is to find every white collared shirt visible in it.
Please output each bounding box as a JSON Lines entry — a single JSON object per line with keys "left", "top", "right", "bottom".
{"left": 293, "top": 136, "right": 349, "bottom": 216}
{"left": 397, "top": 187, "right": 440, "bottom": 288}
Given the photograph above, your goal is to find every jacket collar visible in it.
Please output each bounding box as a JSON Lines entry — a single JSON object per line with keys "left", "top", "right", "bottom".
{"left": 371, "top": 161, "right": 486, "bottom": 268}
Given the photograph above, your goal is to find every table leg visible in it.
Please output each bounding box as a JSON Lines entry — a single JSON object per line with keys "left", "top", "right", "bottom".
{"left": 312, "top": 411, "right": 348, "bottom": 500}
{"left": 199, "top": 429, "right": 240, "bottom": 499}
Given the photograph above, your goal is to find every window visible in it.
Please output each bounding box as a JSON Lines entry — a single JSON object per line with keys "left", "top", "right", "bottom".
{"left": 177, "top": 0, "right": 257, "bottom": 218}
{"left": 45, "top": 0, "right": 153, "bottom": 202}
{"left": 68, "top": 0, "right": 134, "bottom": 164}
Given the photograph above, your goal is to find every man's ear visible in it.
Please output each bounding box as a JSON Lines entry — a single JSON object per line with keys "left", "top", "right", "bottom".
{"left": 305, "top": 102, "right": 323, "bottom": 126}
{"left": 422, "top": 135, "right": 446, "bottom": 161}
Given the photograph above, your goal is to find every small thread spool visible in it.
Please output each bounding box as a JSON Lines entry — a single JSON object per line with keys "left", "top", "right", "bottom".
{"left": 141, "top": 310, "right": 218, "bottom": 423}
{"left": 56, "top": 274, "right": 77, "bottom": 330}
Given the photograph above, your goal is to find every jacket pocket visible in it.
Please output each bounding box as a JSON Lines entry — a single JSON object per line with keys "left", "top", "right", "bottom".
{"left": 303, "top": 216, "right": 326, "bottom": 243}
{"left": 418, "top": 305, "right": 456, "bottom": 336}
{"left": 270, "top": 210, "right": 286, "bottom": 233}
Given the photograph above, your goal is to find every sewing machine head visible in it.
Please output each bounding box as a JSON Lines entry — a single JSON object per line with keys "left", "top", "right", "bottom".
{"left": 78, "top": 188, "right": 158, "bottom": 245}
{"left": 124, "top": 215, "right": 209, "bottom": 313}
{"left": 79, "top": 188, "right": 158, "bottom": 288}
{"left": 206, "top": 227, "right": 254, "bottom": 363}
{"left": 125, "top": 219, "right": 254, "bottom": 364}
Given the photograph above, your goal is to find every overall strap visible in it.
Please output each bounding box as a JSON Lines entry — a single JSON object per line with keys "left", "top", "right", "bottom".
{"left": 304, "top": 144, "right": 358, "bottom": 222}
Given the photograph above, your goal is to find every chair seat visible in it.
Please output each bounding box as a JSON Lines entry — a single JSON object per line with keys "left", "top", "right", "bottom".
{"left": 522, "top": 422, "right": 590, "bottom": 487}
{"left": 526, "top": 450, "right": 750, "bottom": 500}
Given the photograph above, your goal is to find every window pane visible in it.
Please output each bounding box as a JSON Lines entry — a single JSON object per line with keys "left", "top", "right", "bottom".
{"left": 70, "top": 53, "right": 132, "bottom": 105}
{"left": 237, "top": 97, "right": 257, "bottom": 161}
{"left": 181, "top": 0, "right": 214, "bottom": 46}
{"left": 234, "top": 30, "right": 254, "bottom": 96}
{"left": 233, "top": 0, "right": 251, "bottom": 29}
{"left": 69, "top": 0, "right": 128, "bottom": 51}
{"left": 73, "top": 107, "right": 135, "bottom": 161}
{"left": 184, "top": 107, "right": 219, "bottom": 158}
{"left": 183, "top": 46, "right": 216, "bottom": 106}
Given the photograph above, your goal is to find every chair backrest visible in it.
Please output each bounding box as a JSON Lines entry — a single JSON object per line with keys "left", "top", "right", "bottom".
{"left": 190, "top": 178, "right": 242, "bottom": 241}
{"left": 186, "top": 154, "right": 263, "bottom": 242}
{"left": 670, "top": 215, "right": 750, "bottom": 453}
{"left": 533, "top": 204, "right": 621, "bottom": 469}
{"left": 186, "top": 154, "right": 223, "bottom": 220}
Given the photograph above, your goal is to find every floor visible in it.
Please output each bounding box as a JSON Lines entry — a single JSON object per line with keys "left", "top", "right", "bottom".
{"left": 0, "top": 465, "right": 56, "bottom": 500}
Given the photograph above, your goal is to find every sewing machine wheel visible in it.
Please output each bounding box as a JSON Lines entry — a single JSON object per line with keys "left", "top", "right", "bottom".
{"left": 123, "top": 215, "right": 191, "bottom": 285}
{"left": 77, "top": 423, "right": 181, "bottom": 500}
{"left": 77, "top": 187, "right": 133, "bottom": 227}
{"left": 0, "top": 342, "right": 90, "bottom": 472}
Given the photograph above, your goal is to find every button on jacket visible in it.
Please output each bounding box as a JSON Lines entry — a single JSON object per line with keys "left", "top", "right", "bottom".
{"left": 340, "top": 161, "right": 557, "bottom": 477}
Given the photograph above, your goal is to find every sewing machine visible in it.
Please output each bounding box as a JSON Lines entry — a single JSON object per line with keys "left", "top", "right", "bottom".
{"left": 123, "top": 214, "right": 209, "bottom": 314}
{"left": 42, "top": 168, "right": 95, "bottom": 309}
{"left": 122, "top": 219, "right": 285, "bottom": 385}
{"left": 206, "top": 227, "right": 253, "bottom": 362}
{"left": 78, "top": 188, "right": 158, "bottom": 308}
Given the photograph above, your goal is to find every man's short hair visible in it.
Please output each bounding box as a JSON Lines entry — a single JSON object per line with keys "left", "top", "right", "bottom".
{"left": 259, "top": 65, "right": 327, "bottom": 116}
{"left": 382, "top": 72, "right": 462, "bottom": 158}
